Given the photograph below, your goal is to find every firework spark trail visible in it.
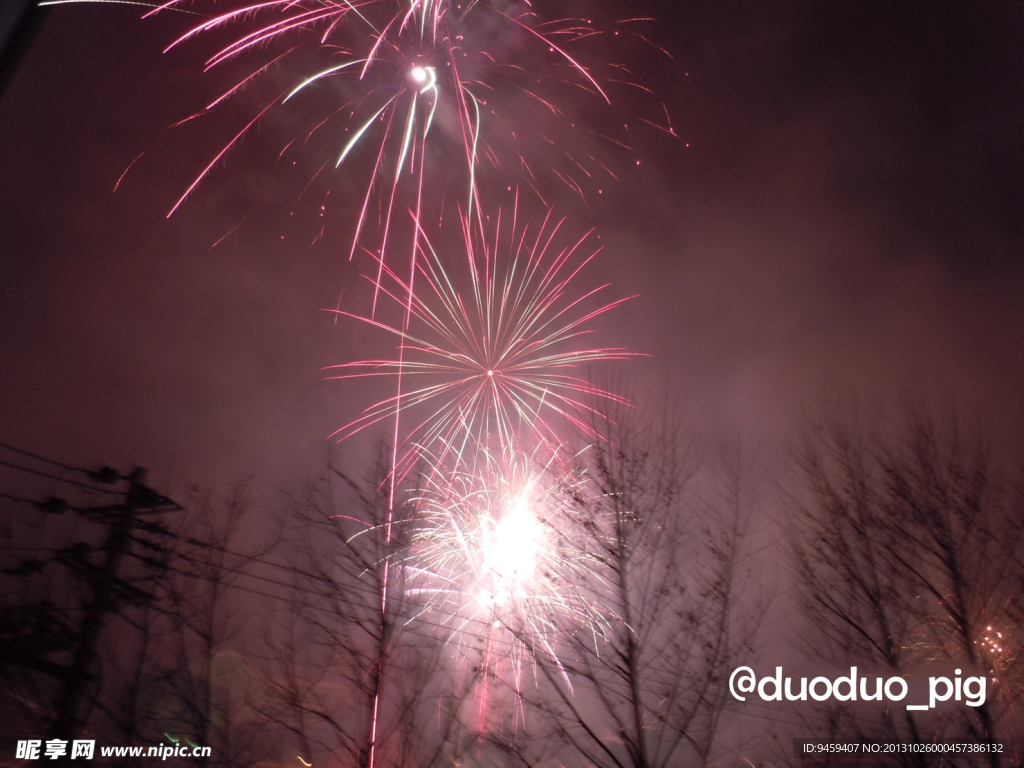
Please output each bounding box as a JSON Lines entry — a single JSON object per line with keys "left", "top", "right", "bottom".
{"left": 371, "top": 67, "right": 437, "bottom": 768}
{"left": 327, "top": 199, "right": 640, "bottom": 484}
{"left": 158, "top": 0, "right": 598, "bottom": 216}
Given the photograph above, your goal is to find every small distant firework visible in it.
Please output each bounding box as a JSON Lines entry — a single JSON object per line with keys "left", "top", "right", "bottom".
{"left": 976, "top": 621, "right": 1023, "bottom": 694}
{"left": 327, "top": 201, "right": 637, "bottom": 480}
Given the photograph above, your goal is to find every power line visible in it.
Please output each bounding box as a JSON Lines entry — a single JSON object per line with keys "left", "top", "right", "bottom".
{"left": 0, "top": 458, "right": 116, "bottom": 495}
{"left": 0, "top": 441, "right": 84, "bottom": 472}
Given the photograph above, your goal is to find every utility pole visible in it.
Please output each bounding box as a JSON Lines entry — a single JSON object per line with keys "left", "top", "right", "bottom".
{"left": 46, "top": 468, "right": 179, "bottom": 763}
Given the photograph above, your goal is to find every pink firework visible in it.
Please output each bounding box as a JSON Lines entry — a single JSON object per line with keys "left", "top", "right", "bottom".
{"left": 327, "top": 199, "right": 638, "bottom": 481}
{"left": 404, "top": 441, "right": 609, "bottom": 736}
{"left": 44, "top": 0, "right": 672, "bottom": 292}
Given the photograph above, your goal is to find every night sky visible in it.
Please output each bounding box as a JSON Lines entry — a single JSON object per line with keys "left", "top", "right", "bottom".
{"left": 2, "top": 0, "right": 1024, "bottom": 492}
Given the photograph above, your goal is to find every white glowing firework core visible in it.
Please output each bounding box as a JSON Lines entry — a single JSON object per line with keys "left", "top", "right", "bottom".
{"left": 408, "top": 64, "right": 437, "bottom": 94}
{"left": 481, "top": 491, "right": 543, "bottom": 602}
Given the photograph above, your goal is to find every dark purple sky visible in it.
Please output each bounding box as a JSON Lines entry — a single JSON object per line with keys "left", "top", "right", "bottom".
{"left": 2, "top": 0, "right": 1023, "bottom": 491}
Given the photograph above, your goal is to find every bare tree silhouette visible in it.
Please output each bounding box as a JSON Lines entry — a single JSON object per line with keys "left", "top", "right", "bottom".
{"left": 789, "top": 400, "right": 1024, "bottom": 767}
{"left": 500, "top": 400, "right": 765, "bottom": 768}
{"left": 251, "top": 446, "right": 471, "bottom": 768}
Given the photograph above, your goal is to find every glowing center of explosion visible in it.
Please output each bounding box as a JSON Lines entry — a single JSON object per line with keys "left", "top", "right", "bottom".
{"left": 481, "top": 492, "right": 543, "bottom": 605}
{"left": 408, "top": 64, "right": 437, "bottom": 93}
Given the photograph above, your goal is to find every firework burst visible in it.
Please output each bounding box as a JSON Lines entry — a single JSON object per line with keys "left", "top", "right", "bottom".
{"left": 44, "top": 0, "right": 673, "bottom": 292}
{"left": 327, "top": 199, "right": 638, "bottom": 481}
{"left": 402, "top": 440, "right": 609, "bottom": 733}
{"left": 408, "top": 444, "right": 601, "bottom": 629}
